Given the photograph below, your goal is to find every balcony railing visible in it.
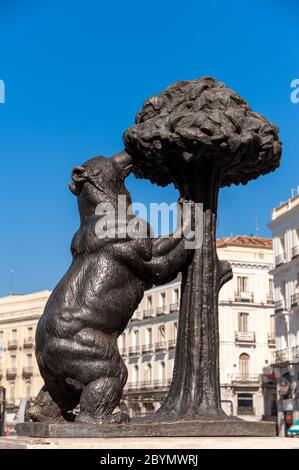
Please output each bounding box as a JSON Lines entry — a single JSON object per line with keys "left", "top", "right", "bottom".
{"left": 275, "top": 254, "right": 285, "bottom": 267}
{"left": 168, "top": 339, "right": 176, "bottom": 349}
{"left": 142, "top": 344, "right": 154, "bottom": 354}
{"left": 232, "top": 374, "right": 260, "bottom": 384}
{"left": 156, "top": 306, "right": 167, "bottom": 316}
{"left": 267, "top": 333, "right": 276, "bottom": 345}
{"left": 292, "top": 245, "right": 299, "bottom": 259}
{"left": 274, "top": 299, "right": 285, "bottom": 313}
{"left": 139, "top": 380, "right": 152, "bottom": 390}
{"left": 22, "top": 367, "right": 33, "bottom": 378}
{"left": 169, "top": 302, "right": 179, "bottom": 312}
{"left": 155, "top": 341, "right": 167, "bottom": 352}
{"left": 143, "top": 309, "right": 154, "bottom": 319}
{"left": 23, "top": 337, "right": 34, "bottom": 348}
{"left": 128, "top": 345, "right": 140, "bottom": 356}
{"left": 274, "top": 349, "right": 289, "bottom": 363}
{"left": 235, "top": 331, "right": 255, "bottom": 343}
{"left": 153, "top": 379, "right": 169, "bottom": 388}
{"left": 6, "top": 368, "right": 17, "bottom": 379}
{"left": 291, "top": 293, "right": 299, "bottom": 307}
{"left": 234, "top": 291, "right": 254, "bottom": 303}
{"left": 267, "top": 294, "right": 274, "bottom": 305}
{"left": 7, "top": 339, "right": 18, "bottom": 350}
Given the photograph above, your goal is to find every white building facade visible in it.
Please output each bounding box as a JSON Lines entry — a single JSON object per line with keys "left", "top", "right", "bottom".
{"left": 268, "top": 192, "right": 299, "bottom": 436}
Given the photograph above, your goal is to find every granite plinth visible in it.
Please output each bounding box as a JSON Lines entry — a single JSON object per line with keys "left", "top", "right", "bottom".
{"left": 16, "top": 418, "right": 276, "bottom": 438}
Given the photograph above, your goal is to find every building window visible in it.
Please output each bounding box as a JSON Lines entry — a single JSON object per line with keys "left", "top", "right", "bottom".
{"left": 27, "top": 327, "right": 33, "bottom": 338}
{"left": 237, "top": 276, "right": 249, "bottom": 293}
{"left": 147, "top": 296, "right": 152, "bottom": 309}
{"left": 25, "top": 382, "right": 31, "bottom": 400}
{"left": 159, "top": 293, "right": 166, "bottom": 307}
{"left": 10, "top": 355, "right": 16, "bottom": 368}
{"left": 9, "top": 382, "right": 15, "bottom": 403}
{"left": 146, "top": 328, "right": 152, "bottom": 345}
{"left": 11, "top": 329, "right": 17, "bottom": 340}
{"left": 133, "top": 330, "right": 139, "bottom": 347}
{"left": 237, "top": 393, "right": 253, "bottom": 414}
{"left": 133, "top": 365, "right": 139, "bottom": 384}
{"left": 239, "top": 353, "right": 250, "bottom": 380}
{"left": 238, "top": 313, "right": 248, "bottom": 332}
{"left": 160, "top": 361, "right": 166, "bottom": 381}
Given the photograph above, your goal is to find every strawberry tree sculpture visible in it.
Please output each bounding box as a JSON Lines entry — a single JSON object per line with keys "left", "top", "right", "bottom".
{"left": 124, "top": 77, "right": 281, "bottom": 420}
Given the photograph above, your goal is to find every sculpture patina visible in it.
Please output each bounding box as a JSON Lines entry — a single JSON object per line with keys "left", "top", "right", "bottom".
{"left": 21, "top": 76, "right": 281, "bottom": 437}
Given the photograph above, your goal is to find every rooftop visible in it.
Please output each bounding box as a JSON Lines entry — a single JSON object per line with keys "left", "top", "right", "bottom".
{"left": 217, "top": 236, "right": 272, "bottom": 250}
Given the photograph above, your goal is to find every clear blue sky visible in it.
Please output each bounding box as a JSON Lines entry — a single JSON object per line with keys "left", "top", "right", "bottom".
{"left": 0, "top": 0, "right": 298, "bottom": 296}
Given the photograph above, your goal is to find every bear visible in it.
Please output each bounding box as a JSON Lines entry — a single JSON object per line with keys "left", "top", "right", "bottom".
{"left": 27, "top": 151, "right": 194, "bottom": 424}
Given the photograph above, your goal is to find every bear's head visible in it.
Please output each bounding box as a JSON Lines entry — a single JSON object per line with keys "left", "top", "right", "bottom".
{"left": 69, "top": 151, "right": 133, "bottom": 214}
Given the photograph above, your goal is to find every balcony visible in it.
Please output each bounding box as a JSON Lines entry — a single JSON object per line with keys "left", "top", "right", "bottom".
{"left": 139, "top": 381, "right": 152, "bottom": 390}
{"left": 235, "top": 331, "right": 255, "bottom": 344}
{"left": 291, "top": 293, "right": 299, "bottom": 308}
{"left": 143, "top": 309, "right": 154, "bottom": 319}
{"left": 292, "top": 245, "right": 299, "bottom": 259}
{"left": 7, "top": 339, "right": 18, "bottom": 350}
{"left": 169, "top": 302, "right": 179, "bottom": 313}
{"left": 22, "top": 367, "right": 33, "bottom": 378}
{"left": 267, "top": 294, "right": 274, "bottom": 305}
{"left": 131, "top": 311, "right": 141, "bottom": 321}
{"left": 275, "top": 254, "right": 285, "bottom": 267}
{"left": 267, "top": 333, "right": 276, "bottom": 346}
{"left": 168, "top": 339, "right": 176, "bottom": 349}
{"left": 234, "top": 291, "right": 254, "bottom": 303}
{"left": 23, "top": 337, "right": 34, "bottom": 348}
{"left": 153, "top": 379, "right": 169, "bottom": 389}
{"left": 274, "top": 299, "right": 286, "bottom": 313}
{"left": 142, "top": 344, "right": 154, "bottom": 354}
{"left": 118, "top": 347, "right": 127, "bottom": 357}
{"left": 155, "top": 341, "right": 167, "bottom": 352}
{"left": 232, "top": 374, "right": 260, "bottom": 384}
{"left": 128, "top": 345, "right": 140, "bottom": 356}
{"left": 273, "top": 349, "right": 289, "bottom": 364}
{"left": 6, "top": 368, "right": 17, "bottom": 379}
{"left": 156, "top": 306, "right": 167, "bottom": 316}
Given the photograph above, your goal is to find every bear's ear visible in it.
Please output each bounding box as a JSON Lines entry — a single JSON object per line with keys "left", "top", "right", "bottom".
{"left": 69, "top": 182, "right": 78, "bottom": 196}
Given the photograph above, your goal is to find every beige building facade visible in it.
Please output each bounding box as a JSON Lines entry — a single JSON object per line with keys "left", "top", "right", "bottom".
{"left": 0, "top": 237, "right": 276, "bottom": 424}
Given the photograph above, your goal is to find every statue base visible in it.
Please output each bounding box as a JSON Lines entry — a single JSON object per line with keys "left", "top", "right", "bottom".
{"left": 16, "top": 417, "right": 276, "bottom": 438}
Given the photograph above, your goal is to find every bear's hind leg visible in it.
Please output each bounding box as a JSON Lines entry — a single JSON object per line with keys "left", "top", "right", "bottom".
{"left": 76, "top": 377, "right": 129, "bottom": 424}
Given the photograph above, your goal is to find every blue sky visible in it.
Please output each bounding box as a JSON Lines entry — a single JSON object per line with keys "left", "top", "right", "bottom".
{"left": 0, "top": 0, "right": 298, "bottom": 296}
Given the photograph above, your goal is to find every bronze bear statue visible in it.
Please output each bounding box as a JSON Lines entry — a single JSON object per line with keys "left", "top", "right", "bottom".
{"left": 27, "top": 151, "right": 194, "bottom": 424}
